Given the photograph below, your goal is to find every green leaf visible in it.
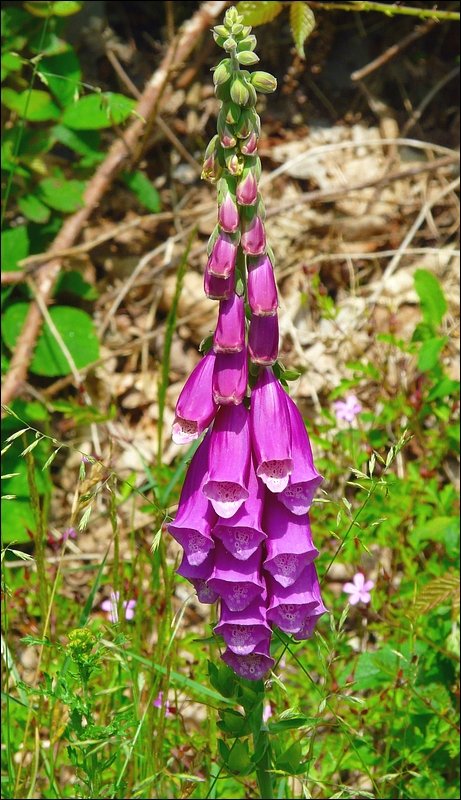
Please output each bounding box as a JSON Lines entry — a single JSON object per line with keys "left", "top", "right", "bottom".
{"left": 427, "top": 377, "right": 460, "bottom": 402}
{"left": 1, "top": 497, "right": 36, "bottom": 543}
{"left": 354, "top": 647, "right": 404, "bottom": 690}
{"left": 236, "top": 1, "right": 283, "bottom": 26}
{"left": 54, "top": 271, "right": 98, "bottom": 300}
{"left": 24, "top": 1, "right": 83, "bottom": 16}
{"left": 414, "top": 269, "right": 447, "bottom": 328}
{"left": 417, "top": 337, "right": 446, "bottom": 372}
{"left": 18, "top": 194, "right": 51, "bottom": 224}
{"left": 61, "top": 92, "right": 135, "bottom": 129}
{"left": 51, "top": 124, "right": 101, "bottom": 157}
{"left": 1, "top": 88, "right": 60, "bottom": 121}
{"left": 121, "top": 171, "right": 161, "bottom": 213}
{"left": 2, "top": 303, "right": 100, "bottom": 377}
{"left": 226, "top": 739, "right": 253, "bottom": 775}
{"left": 217, "top": 709, "right": 250, "bottom": 737}
{"left": 38, "top": 49, "right": 81, "bottom": 107}
{"left": 275, "top": 740, "right": 303, "bottom": 774}
{"left": 1, "top": 52, "right": 23, "bottom": 81}
{"left": 37, "top": 175, "right": 86, "bottom": 213}
{"left": 290, "top": 2, "right": 316, "bottom": 58}
{"left": 268, "top": 712, "right": 313, "bottom": 732}
{"left": 2, "top": 226, "right": 29, "bottom": 271}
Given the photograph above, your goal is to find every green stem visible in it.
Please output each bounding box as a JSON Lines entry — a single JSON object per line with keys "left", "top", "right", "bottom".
{"left": 254, "top": 727, "right": 274, "bottom": 800}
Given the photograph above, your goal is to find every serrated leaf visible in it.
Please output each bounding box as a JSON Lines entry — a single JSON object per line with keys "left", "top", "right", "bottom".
{"left": 2, "top": 303, "right": 99, "bottom": 377}
{"left": 290, "top": 2, "right": 315, "bottom": 58}
{"left": 236, "top": 1, "right": 283, "bottom": 26}
{"left": 414, "top": 269, "right": 447, "bottom": 328}
{"left": 1, "top": 88, "right": 60, "bottom": 121}
{"left": 413, "top": 570, "right": 460, "bottom": 616}
{"left": 61, "top": 92, "right": 135, "bottom": 129}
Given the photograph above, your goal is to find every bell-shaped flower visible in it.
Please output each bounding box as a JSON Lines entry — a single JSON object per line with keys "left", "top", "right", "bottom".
{"left": 267, "top": 564, "right": 321, "bottom": 634}
{"left": 204, "top": 266, "right": 233, "bottom": 300}
{"left": 218, "top": 192, "right": 240, "bottom": 233}
{"left": 263, "top": 495, "right": 318, "bottom": 587}
{"left": 213, "top": 348, "right": 248, "bottom": 406}
{"left": 213, "top": 456, "right": 266, "bottom": 560}
{"left": 203, "top": 403, "right": 250, "bottom": 517}
{"left": 214, "top": 592, "right": 271, "bottom": 655}
{"left": 176, "top": 551, "right": 218, "bottom": 604}
{"left": 208, "top": 544, "right": 264, "bottom": 612}
{"left": 207, "top": 231, "right": 239, "bottom": 279}
{"left": 250, "top": 368, "right": 293, "bottom": 492}
{"left": 168, "top": 433, "right": 216, "bottom": 565}
{"left": 172, "top": 352, "right": 217, "bottom": 444}
{"left": 241, "top": 213, "right": 266, "bottom": 256}
{"left": 279, "top": 395, "right": 323, "bottom": 515}
{"left": 222, "top": 634, "right": 274, "bottom": 681}
{"left": 248, "top": 313, "right": 279, "bottom": 366}
{"left": 214, "top": 293, "right": 245, "bottom": 353}
{"left": 247, "top": 254, "right": 278, "bottom": 316}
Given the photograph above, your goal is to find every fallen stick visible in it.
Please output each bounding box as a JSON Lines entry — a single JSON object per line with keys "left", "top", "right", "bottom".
{"left": 1, "top": 0, "right": 228, "bottom": 411}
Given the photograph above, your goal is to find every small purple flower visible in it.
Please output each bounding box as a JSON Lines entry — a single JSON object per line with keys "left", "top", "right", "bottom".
{"left": 214, "top": 593, "right": 271, "bottom": 655}
{"left": 218, "top": 193, "right": 240, "bottom": 233}
{"left": 343, "top": 572, "right": 374, "bottom": 605}
{"left": 267, "top": 564, "right": 321, "bottom": 634}
{"left": 262, "top": 703, "right": 272, "bottom": 723}
{"left": 241, "top": 214, "right": 266, "bottom": 256}
{"left": 101, "top": 591, "right": 136, "bottom": 623}
{"left": 172, "top": 352, "right": 217, "bottom": 444}
{"left": 207, "top": 231, "right": 239, "bottom": 279}
{"left": 153, "top": 691, "right": 173, "bottom": 717}
{"left": 213, "top": 457, "right": 266, "bottom": 560}
{"left": 168, "top": 432, "right": 216, "bottom": 565}
{"left": 250, "top": 368, "right": 293, "bottom": 493}
{"left": 203, "top": 403, "right": 250, "bottom": 518}
{"left": 263, "top": 495, "right": 319, "bottom": 587}
{"left": 333, "top": 394, "right": 362, "bottom": 423}
{"left": 214, "top": 293, "right": 245, "bottom": 353}
{"left": 213, "top": 348, "right": 248, "bottom": 405}
{"left": 62, "top": 527, "right": 77, "bottom": 541}
{"left": 248, "top": 313, "right": 279, "bottom": 366}
{"left": 209, "top": 544, "right": 264, "bottom": 611}
{"left": 222, "top": 635, "right": 274, "bottom": 681}
{"left": 247, "top": 254, "right": 278, "bottom": 316}
{"left": 279, "top": 395, "right": 323, "bottom": 515}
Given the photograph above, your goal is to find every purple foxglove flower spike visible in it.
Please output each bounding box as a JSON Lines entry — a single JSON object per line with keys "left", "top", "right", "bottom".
{"left": 248, "top": 313, "right": 279, "bottom": 366}
{"left": 214, "top": 592, "right": 271, "bottom": 655}
{"left": 176, "top": 551, "right": 219, "bottom": 604}
{"left": 218, "top": 192, "right": 240, "bottom": 233}
{"left": 222, "top": 635, "right": 274, "bottom": 681}
{"left": 172, "top": 351, "right": 218, "bottom": 444}
{"left": 213, "top": 348, "right": 248, "bottom": 406}
{"left": 267, "top": 563, "right": 323, "bottom": 634}
{"left": 241, "top": 213, "right": 266, "bottom": 255}
{"left": 213, "top": 456, "right": 266, "bottom": 560}
{"left": 207, "top": 231, "right": 239, "bottom": 279}
{"left": 250, "top": 368, "right": 293, "bottom": 492}
{"left": 214, "top": 293, "right": 245, "bottom": 353}
{"left": 279, "top": 395, "right": 323, "bottom": 515}
{"left": 236, "top": 169, "right": 258, "bottom": 206}
{"left": 263, "top": 495, "right": 319, "bottom": 587}
{"left": 209, "top": 544, "right": 264, "bottom": 611}
{"left": 247, "top": 253, "right": 278, "bottom": 316}
{"left": 168, "top": 432, "right": 216, "bottom": 565}
{"left": 203, "top": 403, "right": 250, "bottom": 517}
{"left": 204, "top": 266, "right": 233, "bottom": 300}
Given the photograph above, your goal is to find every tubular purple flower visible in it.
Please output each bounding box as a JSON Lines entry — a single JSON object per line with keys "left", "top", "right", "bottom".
{"left": 279, "top": 395, "right": 323, "bottom": 515}
{"left": 209, "top": 544, "right": 264, "bottom": 611}
{"left": 214, "top": 592, "right": 271, "bottom": 655}
{"left": 214, "top": 293, "right": 245, "bottom": 353}
{"left": 204, "top": 266, "right": 233, "bottom": 300}
{"left": 168, "top": 432, "right": 216, "bottom": 566}
{"left": 222, "top": 635, "right": 274, "bottom": 681}
{"left": 236, "top": 169, "right": 258, "bottom": 206}
{"left": 207, "top": 231, "right": 239, "bottom": 279}
{"left": 213, "top": 456, "right": 266, "bottom": 560}
{"left": 218, "top": 192, "right": 240, "bottom": 233}
{"left": 213, "top": 348, "right": 248, "bottom": 405}
{"left": 203, "top": 403, "right": 250, "bottom": 517}
{"left": 263, "top": 495, "right": 319, "bottom": 587}
{"left": 241, "top": 213, "right": 266, "bottom": 255}
{"left": 248, "top": 313, "right": 279, "bottom": 366}
{"left": 247, "top": 253, "right": 278, "bottom": 316}
{"left": 172, "top": 351, "right": 218, "bottom": 444}
{"left": 267, "top": 564, "right": 321, "bottom": 634}
{"left": 176, "top": 551, "right": 219, "bottom": 604}
{"left": 250, "top": 368, "right": 293, "bottom": 492}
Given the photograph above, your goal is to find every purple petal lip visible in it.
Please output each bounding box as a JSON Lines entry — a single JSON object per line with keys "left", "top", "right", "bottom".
{"left": 221, "top": 635, "right": 274, "bottom": 681}
{"left": 212, "top": 457, "right": 266, "bottom": 559}
{"left": 247, "top": 254, "right": 278, "bottom": 316}
{"left": 214, "top": 293, "right": 245, "bottom": 353}
{"left": 278, "top": 394, "right": 323, "bottom": 514}
{"left": 293, "top": 604, "right": 328, "bottom": 640}
{"left": 267, "top": 564, "right": 321, "bottom": 633}
{"left": 248, "top": 313, "right": 279, "bottom": 366}
{"left": 213, "top": 349, "right": 248, "bottom": 406}
{"left": 203, "top": 404, "right": 250, "bottom": 517}
{"left": 215, "top": 595, "right": 271, "bottom": 655}
{"left": 263, "top": 496, "right": 319, "bottom": 587}
{"left": 250, "top": 369, "right": 293, "bottom": 493}
{"left": 208, "top": 545, "right": 264, "bottom": 611}
{"left": 172, "top": 352, "right": 217, "bottom": 444}
{"left": 241, "top": 215, "right": 266, "bottom": 256}
{"left": 176, "top": 552, "right": 218, "bottom": 604}
{"left": 207, "top": 231, "right": 238, "bottom": 279}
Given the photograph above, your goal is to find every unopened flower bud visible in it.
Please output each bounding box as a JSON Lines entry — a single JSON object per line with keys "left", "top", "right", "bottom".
{"left": 237, "top": 50, "right": 260, "bottom": 66}
{"left": 240, "top": 130, "right": 258, "bottom": 155}
{"left": 201, "top": 134, "right": 222, "bottom": 184}
{"left": 248, "top": 313, "right": 279, "bottom": 366}
{"left": 230, "top": 75, "right": 250, "bottom": 106}
{"left": 251, "top": 71, "right": 277, "bottom": 94}
{"left": 218, "top": 111, "right": 237, "bottom": 148}
{"left": 225, "top": 101, "right": 241, "bottom": 126}
{"left": 237, "top": 34, "right": 257, "bottom": 52}
{"left": 226, "top": 152, "right": 245, "bottom": 176}
{"left": 223, "top": 36, "right": 236, "bottom": 53}
{"left": 213, "top": 58, "right": 232, "bottom": 86}
{"left": 241, "top": 212, "right": 266, "bottom": 255}
{"left": 207, "top": 230, "right": 239, "bottom": 278}
{"left": 218, "top": 191, "right": 239, "bottom": 233}
{"left": 214, "top": 24, "right": 229, "bottom": 37}
{"left": 236, "top": 166, "right": 258, "bottom": 206}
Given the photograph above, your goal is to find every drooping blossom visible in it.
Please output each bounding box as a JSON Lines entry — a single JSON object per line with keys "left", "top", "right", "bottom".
{"left": 203, "top": 403, "right": 251, "bottom": 518}
{"left": 343, "top": 572, "right": 374, "bottom": 605}
{"left": 250, "top": 368, "right": 293, "bottom": 492}
{"left": 101, "top": 592, "right": 136, "bottom": 623}
{"left": 333, "top": 394, "right": 362, "bottom": 423}
{"left": 172, "top": 352, "right": 217, "bottom": 444}
{"left": 279, "top": 396, "right": 323, "bottom": 515}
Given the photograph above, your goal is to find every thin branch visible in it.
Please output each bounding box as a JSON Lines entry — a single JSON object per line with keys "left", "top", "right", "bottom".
{"left": 351, "top": 18, "right": 437, "bottom": 82}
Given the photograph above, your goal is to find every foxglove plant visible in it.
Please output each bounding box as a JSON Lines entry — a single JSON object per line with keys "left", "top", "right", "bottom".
{"left": 168, "top": 2, "right": 325, "bottom": 693}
